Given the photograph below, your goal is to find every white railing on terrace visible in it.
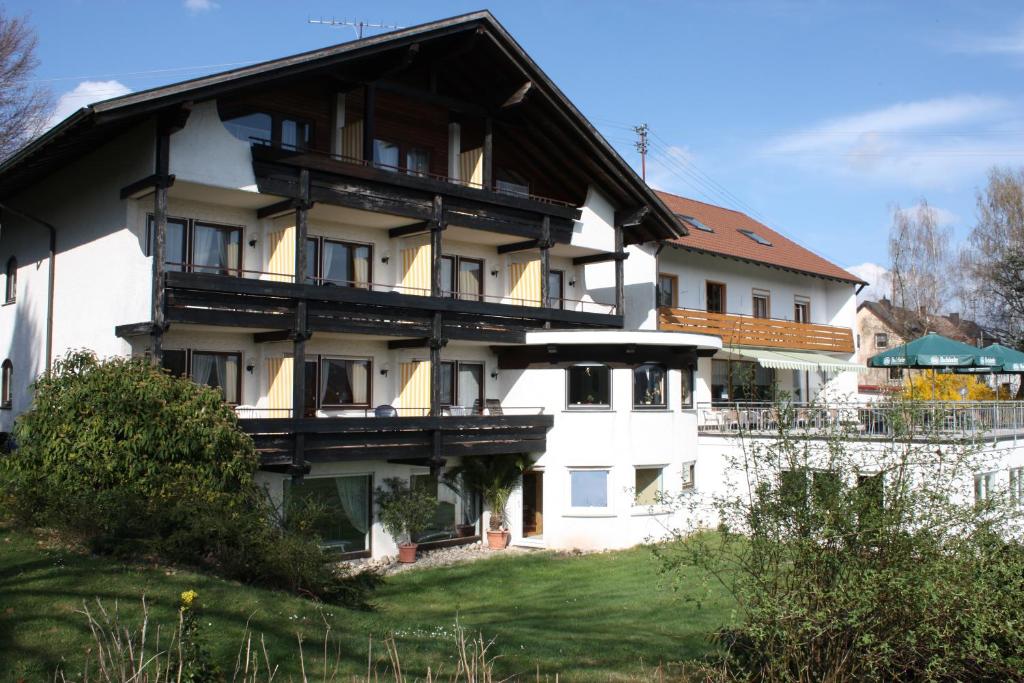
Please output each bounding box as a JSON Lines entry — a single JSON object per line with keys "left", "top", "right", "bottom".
{"left": 234, "top": 405, "right": 546, "bottom": 419}
{"left": 165, "top": 263, "right": 617, "bottom": 315}
{"left": 697, "top": 401, "right": 1024, "bottom": 442}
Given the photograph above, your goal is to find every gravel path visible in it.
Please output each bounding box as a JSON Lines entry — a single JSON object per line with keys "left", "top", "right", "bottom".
{"left": 344, "top": 540, "right": 539, "bottom": 575}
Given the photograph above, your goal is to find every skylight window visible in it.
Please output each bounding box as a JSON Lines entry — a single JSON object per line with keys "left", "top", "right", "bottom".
{"left": 675, "top": 214, "right": 714, "bottom": 233}
{"left": 738, "top": 228, "right": 772, "bottom": 246}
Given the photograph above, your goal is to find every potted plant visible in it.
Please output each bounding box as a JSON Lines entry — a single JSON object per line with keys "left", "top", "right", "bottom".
{"left": 445, "top": 454, "right": 529, "bottom": 550}
{"left": 376, "top": 477, "right": 438, "bottom": 563}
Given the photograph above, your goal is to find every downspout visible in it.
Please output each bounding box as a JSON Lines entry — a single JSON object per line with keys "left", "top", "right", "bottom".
{"left": 0, "top": 203, "right": 56, "bottom": 372}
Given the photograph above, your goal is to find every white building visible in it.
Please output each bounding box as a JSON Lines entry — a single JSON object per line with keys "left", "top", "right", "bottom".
{"left": 1, "top": 12, "right": 1020, "bottom": 559}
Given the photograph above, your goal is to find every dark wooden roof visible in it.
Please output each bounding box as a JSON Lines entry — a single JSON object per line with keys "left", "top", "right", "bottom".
{"left": 0, "top": 11, "right": 682, "bottom": 243}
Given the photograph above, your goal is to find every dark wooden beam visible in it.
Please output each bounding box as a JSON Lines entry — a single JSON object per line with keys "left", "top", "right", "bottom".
{"left": 571, "top": 251, "right": 630, "bottom": 266}
{"left": 253, "top": 330, "right": 295, "bottom": 344}
{"left": 495, "top": 344, "right": 699, "bottom": 370}
{"left": 114, "top": 321, "right": 165, "bottom": 338}
{"left": 374, "top": 79, "right": 489, "bottom": 117}
{"left": 430, "top": 195, "right": 445, "bottom": 297}
{"left": 387, "top": 220, "right": 433, "bottom": 239}
{"left": 429, "top": 313, "right": 445, "bottom": 418}
{"left": 539, "top": 216, "right": 551, "bottom": 312}
{"left": 482, "top": 117, "right": 493, "bottom": 191}
{"left": 362, "top": 83, "right": 375, "bottom": 164}
{"left": 120, "top": 173, "right": 175, "bottom": 200}
{"left": 151, "top": 126, "right": 171, "bottom": 363}
{"left": 387, "top": 337, "right": 429, "bottom": 350}
{"left": 497, "top": 239, "right": 539, "bottom": 255}
{"left": 257, "top": 198, "right": 299, "bottom": 219}
{"left": 614, "top": 224, "right": 625, "bottom": 316}
{"left": 615, "top": 205, "right": 650, "bottom": 228}
{"left": 501, "top": 81, "right": 533, "bottom": 109}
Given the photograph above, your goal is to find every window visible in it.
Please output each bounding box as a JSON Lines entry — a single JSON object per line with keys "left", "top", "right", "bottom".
{"left": 285, "top": 475, "right": 371, "bottom": 555}
{"left": 1, "top": 359, "right": 11, "bottom": 409}
{"left": 308, "top": 237, "right": 372, "bottom": 288}
{"left": 888, "top": 367, "right": 902, "bottom": 380}
{"left": 675, "top": 214, "right": 713, "bottom": 233}
{"left": 634, "top": 363, "right": 667, "bottom": 408}
{"left": 657, "top": 273, "right": 677, "bottom": 308}
{"left": 634, "top": 468, "right": 663, "bottom": 505}
{"left": 752, "top": 289, "right": 770, "bottom": 319}
{"left": 681, "top": 461, "right": 696, "bottom": 490}
{"left": 780, "top": 469, "right": 809, "bottom": 508}
{"left": 4, "top": 256, "right": 15, "bottom": 303}
{"left": 738, "top": 228, "right": 772, "bottom": 246}
{"left": 567, "top": 364, "right": 611, "bottom": 408}
{"left": 711, "top": 359, "right": 775, "bottom": 404}
{"left": 875, "top": 333, "right": 889, "bottom": 348}
{"left": 974, "top": 471, "right": 997, "bottom": 503}
{"left": 439, "top": 361, "right": 484, "bottom": 409}
{"left": 570, "top": 470, "right": 609, "bottom": 508}
{"left": 373, "top": 139, "right": 400, "bottom": 170}
{"left": 147, "top": 217, "right": 239, "bottom": 275}
{"left": 1010, "top": 468, "right": 1024, "bottom": 506}
{"left": 190, "top": 351, "right": 241, "bottom": 404}
{"left": 440, "top": 255, "right": 483, "bottom": 301}
{"left": 411, "top": 472, "right": 461, "bottom": 542}
{"left": 161, "top": 349, "right": 188, "bottom": 378}
{"left": 706, "top": 281, "right": 725, "bottom": 313}
{"left": 223, "top": 111, "right": 310, "bottom": 150}
{"left": 546, "top": 269, "right": 565, "bottom": 309}
{"left": 406, "top": 148, "right": 430, "bottom": 177}
{"left": 681, "top": 366, "right": 694, "bottom": 409}
{"left": 856, "top": 473, "right": 884, "bottom": 522}
{"left": 794, "top": 296, "right": 810, "bottom": 324}
{"left": 319, "top": 357, "right": 371, "bottom": 408}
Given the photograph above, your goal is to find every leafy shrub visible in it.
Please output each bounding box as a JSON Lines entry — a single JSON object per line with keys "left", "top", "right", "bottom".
{"left": 375, "top": 477, "right": 438, "bottom": 544}
{"left": 655, "top": 396, "right": 1024, "bottom": 681}
{"left": 1, "top": 351, "right": 377, "bottom": 605}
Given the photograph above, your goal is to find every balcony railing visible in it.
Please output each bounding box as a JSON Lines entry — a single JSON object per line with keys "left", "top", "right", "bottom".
{"left": 697, "top": 400, "right": 1024, "bottom": 443}
{"left": 658, "top": 307, "right": 855, "bottom": 353}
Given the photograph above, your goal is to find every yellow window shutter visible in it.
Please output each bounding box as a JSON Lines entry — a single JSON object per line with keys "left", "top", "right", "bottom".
{"left": 459, "top": 148, "right": 483, "bottom": 187}
{"left": 398, "top": 360, "right": 431, "bottom": 417}
{"left": 400, "top": 244, "right": 432, "bottom": 296}
{"left": 267, "top": 356, "right": 293, "bottom": 414}
{"left": 509, "top": 258, "right": 541, "bottom": 306}
{"left": 267, "top": 225, "right": 296, "bottom": 282}
{"left": 342, "top": 120, "right": 364, "bottom": 161}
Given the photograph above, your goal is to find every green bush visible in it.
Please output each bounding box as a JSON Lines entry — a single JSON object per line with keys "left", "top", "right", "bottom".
{"left": 1, "top": 350, "right": 377, "bottom": 605}
{"left": 655, "top": 397, "right": 1024, "bottom": 681}
{"left": 376, "top": 477, "right": 438, "bottom": 545}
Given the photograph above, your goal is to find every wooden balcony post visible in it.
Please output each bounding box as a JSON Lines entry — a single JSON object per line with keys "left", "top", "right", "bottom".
{"left": 614, "top": 225, "right": 625, "bottom": 316}
{"left": 429, "top": 313, "right": 447, "bottom": 417}
{"left": 539, "top": 216, "right": 551, "bottom": 320}
{"left": 150, "top": 127, "right": 171, "bottom": 363}
{"left": 362, "top": 84, "right": 376, "bottom": 164}
{"left": 482, "top": 116, "right": 493, "bottom": 191}
{"left": 430, "top": 195, "right": 445, "bottom": 297}
{"left": 291, "top": 170, "right": 312, "bottom": 480}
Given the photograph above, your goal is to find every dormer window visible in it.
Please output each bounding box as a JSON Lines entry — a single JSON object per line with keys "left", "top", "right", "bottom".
{"left": 738, "top": 228, "right": 772, "bottom": 246}
{"left": 223, "top": 111, "right": 311, "bottom": 150}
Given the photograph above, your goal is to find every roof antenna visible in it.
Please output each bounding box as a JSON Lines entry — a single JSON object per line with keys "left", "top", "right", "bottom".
{"left": 307, "top": 17, "right": 404, "bottom": 40}
{"left": 633, "top": 123, "right": 649, "bottom": 182}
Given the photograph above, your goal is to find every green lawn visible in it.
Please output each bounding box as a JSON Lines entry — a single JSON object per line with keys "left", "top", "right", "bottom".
{"left": 0, "top": 524, "right": 733, "bottom": 681}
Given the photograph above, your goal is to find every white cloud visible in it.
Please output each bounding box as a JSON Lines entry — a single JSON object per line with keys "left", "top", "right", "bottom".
{"left": 846, "top": 262, "right": 890, "bottom": 303}
{"left": 952, "top": 24, "right": 1024, "bottom": 56}
{"left": 184, "top": 0, "right": 219, "bottom": 12}
{"left": 47, "top": 80, "right": 132, "bottom": 129}
{"left": 894, "top": 203, "right": 958, "bottom": 228}
{"left": 759, "top": 95, "right": 1024, "bottom": 188}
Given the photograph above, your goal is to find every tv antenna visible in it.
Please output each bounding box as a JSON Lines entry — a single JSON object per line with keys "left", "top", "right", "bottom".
{"left": 308, "top": 17, "right": 404, "bottom": 40}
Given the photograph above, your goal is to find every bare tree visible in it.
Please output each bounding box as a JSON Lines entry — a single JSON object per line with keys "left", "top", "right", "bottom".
{"left": 887, "top": 199, "right": 953, "bottom": 326}
{"left": 961, "top": 167, "right": 1024, "bottom": 347}
{"left": 0, "top": 10, "right": 51, "bottom": 160}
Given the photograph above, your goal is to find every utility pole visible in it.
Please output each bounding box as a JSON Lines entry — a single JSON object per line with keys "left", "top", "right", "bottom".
{"left": 307, "top": 17, "right": 403, "bottom": 39}
{"left": 633, "top": 123, "right": 649, "bottom": 182}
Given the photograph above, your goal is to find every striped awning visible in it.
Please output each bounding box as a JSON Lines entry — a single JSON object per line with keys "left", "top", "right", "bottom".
{"left": 733, "top": 348, "right": 867, "bottom": 373}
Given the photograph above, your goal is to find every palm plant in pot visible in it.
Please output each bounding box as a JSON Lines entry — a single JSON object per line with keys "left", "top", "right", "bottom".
{"left": 444, "top": 454, "right": 529, "bottom": 550}
{"left": 376, "top": 477, "right": 438, "bottom": 563}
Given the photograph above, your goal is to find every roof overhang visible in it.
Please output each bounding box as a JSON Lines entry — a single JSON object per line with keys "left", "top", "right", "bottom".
{"left": 666, "top": 242, "right": 868, "bottom": 286}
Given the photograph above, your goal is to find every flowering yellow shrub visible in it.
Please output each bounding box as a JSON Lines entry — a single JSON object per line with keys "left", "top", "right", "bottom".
{"left": 900, "top": 370, "right": 1006, "bottom": 401}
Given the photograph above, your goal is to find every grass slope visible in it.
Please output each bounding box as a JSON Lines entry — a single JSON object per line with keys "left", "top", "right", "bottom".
{"left": 0, "top": 525, "right": 732, "bottom": 681}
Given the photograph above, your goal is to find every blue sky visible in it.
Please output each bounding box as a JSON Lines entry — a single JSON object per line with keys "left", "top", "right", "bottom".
{"left": 15, "top": 1, "right": 1024, "bottom": 292}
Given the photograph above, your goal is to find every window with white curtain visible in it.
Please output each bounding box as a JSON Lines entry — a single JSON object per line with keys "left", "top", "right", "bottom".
{"left": 439, "top": 361, "right": 484, "bottom": 408}
{"left": 440, "top": 255, "right": 483, "bottom": 300}
{"left": 147, "top": 216, "right": 238, "bottom": 275}
{"left": 189, "top": 351, "right": 241, "bottom": 404}
{"left": 285, "top": 474, "right": 371, "bottom": 554}
{"left": 308, "top": 237, "right": 372, "bottom": 288}
{"left": 373, "top": 139, "right": 401, "bottom": 171}
{"left": 320, "top": 357, "right": 371, "bottom": 407}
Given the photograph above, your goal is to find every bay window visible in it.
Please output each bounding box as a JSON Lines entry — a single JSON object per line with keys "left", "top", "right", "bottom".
{"left": 633, "top": 363, "right": 667, "bottom": 409}
{"left": 567, "top": 364, "right": 610, "bottom": 408}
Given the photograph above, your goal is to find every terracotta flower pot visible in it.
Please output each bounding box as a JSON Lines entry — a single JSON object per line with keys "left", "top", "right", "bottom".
{"left": 397, "top": 542, "right": 418, "bottom": 563}
{"left": 486, "top": 529, "right": 509, "bottom": 550}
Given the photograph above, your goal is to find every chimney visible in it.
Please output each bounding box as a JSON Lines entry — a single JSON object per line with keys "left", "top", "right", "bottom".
{"left": 948, "top": 312, "right": 960, "bottom": 326}
{"left": 880, "top": 296, "right": 891, "bottom": 308}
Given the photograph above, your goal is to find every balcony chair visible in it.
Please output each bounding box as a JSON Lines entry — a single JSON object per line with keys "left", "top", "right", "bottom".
{"left": 374, "top": 404, "right": 398, "bottom": 418}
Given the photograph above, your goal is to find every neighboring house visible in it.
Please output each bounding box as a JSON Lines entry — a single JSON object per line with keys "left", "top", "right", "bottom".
{"left": 856, "top": 298, "right": 1000, "bottom": 394}
{"left": 0, "top": 12, "right": 1020, "bottom": 559}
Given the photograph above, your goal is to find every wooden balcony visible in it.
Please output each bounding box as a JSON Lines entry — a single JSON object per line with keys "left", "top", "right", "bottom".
{"left": 658, "top": 307, "right": 855, "bottom": 353}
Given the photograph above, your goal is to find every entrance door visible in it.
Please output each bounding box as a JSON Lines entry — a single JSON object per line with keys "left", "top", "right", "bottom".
{"left": 522, "top": 470, "right": 543, "bottom": 537}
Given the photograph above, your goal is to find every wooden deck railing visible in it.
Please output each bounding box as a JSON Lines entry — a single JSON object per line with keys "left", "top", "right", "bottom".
{"left": 658, "top": 307, "right": 855, "bottom": 353}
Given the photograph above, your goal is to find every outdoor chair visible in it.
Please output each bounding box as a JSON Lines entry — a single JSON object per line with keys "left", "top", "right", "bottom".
{"left": 374, "top": 404, "right": 398, "bottom": 418}
{"left": 485, "top": 398, "right": 503, "bottom": 415}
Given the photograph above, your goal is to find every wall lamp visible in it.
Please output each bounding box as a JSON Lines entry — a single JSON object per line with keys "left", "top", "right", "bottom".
{"left": 248, "top": 238, "right": 257, "bottom": 248}
{"left": 245, "top": 360, "right": 255, "bottom": 374}
{"left": 490, "top": 269, "right": 500, "bottom": 277}
{"left": 381, "top": 255, "right": 390, "bottom": 264}
{"left": 568, "top": 279, "right": 576, "bottom": 287}
{"left": 490, "top": 369, "right": 499, "bottom": 379}
{"left": 380, "top": 363, "right": 390, "bottom": 377}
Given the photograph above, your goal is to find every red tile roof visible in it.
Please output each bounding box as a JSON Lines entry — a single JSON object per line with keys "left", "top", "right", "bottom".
{"left": 654, "top": 190, "right": 867, "bottom": 285}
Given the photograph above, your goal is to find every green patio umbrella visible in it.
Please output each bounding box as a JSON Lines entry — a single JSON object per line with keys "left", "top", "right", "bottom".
{"left": 868, "top": 332, "right": 999, "bottom": 370}
{"left": 955, "top": 343, "right": 1024, "bottom": 399}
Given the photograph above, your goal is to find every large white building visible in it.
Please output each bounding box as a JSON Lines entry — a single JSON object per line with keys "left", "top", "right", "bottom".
{"left": 1, "top": 12, "right": 1020, "bottom": 559}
